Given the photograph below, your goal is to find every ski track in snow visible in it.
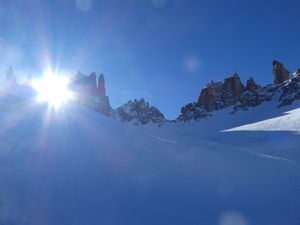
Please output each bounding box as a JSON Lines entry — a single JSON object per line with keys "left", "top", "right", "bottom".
{"left": 152, "top": 135, "right": 178, "bottom": 144}
{"left": 241, "top": 149, "right": 294, "bottom": 164}
{"left": 255, "top": 153, "right": 294, "bottom": 163}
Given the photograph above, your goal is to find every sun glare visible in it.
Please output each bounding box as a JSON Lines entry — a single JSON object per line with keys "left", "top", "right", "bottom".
{"left": 32, "top": 74, "right": 73, "bottom": 108}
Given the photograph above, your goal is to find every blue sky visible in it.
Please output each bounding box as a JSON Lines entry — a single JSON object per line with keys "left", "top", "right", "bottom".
{"left": 0, "top": 0, "right": 300, "bottom": 119}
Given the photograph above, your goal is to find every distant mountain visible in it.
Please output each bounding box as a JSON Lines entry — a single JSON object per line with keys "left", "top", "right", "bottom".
{"left": 116, "top": 98, "right": 166, "bottom": 125}
{"left": 178, "top": 60, "right": 300, "bottom": 121}
{"left": 3, "top": 60, "right": 300, "bottom": 126}
{"left": 69, "top": 71, "right": 112, "bottom": 115}
{"left": 112, "top": 60, "right": 300, "bottom": 125}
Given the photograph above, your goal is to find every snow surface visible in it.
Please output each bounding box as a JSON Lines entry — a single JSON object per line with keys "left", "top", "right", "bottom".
{"left": 1, "top": 85, "right": 300, "bottom": 225}
{"left": 225, "top": 108, "right": 300, "bottom": 132}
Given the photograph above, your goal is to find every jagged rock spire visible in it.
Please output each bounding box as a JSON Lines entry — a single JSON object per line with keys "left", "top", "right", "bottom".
{"left": 245, "top": 76, "right": 259, "bottom": 92}
{"left": 116, "top": 98, "right": 165, "bottom": 125}
{"left": 69, "top": 71, "right": 111, "bottom": 115}
{"left": 223, "top": 72, "right": 245, "bottom": 97}
{"left": 88, "top": 72, "right": 97, "bottom": 95}
{"left": 272, "top": 60, "right": 290, "bottom": 84}
{"left": 98, "top": 73, "right": 106, "bottom": 97}
{"left": 198, "top": 72, "right": 244, "bottom": 111}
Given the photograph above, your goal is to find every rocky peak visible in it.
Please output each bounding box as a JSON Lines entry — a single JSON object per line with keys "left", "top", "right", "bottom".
{"left": 224, "top": 72, "right": 244, "bottom": 93}
{"left": 116, "top": 98, "right": 165, "bottom": 125}
{"left": 178, "top": 102, "right": 208, "bottom": 121}
{"left": 198, "top": 73, "right": 244, "bottom": 111}
{"left": 178, "top": 61, "right": 300, "bottom": 122}
{"left": 198, "top": 81, "right": 223, "bottom": 111}
{"left": 98, "top": 73, "right": 106, "bottom": 97}
{"left": 222, "top": 73, "right": 245, "bottom": 105}
{"left": 272, "top": 60, "right": 290, "bottom": 84}
{"left": 296, "top": 68, "right": 300, "bottom": 76}
{"left": 245, "top": 77, "right": 259, "bottom": 92}
{"left": 71, "top": 72, "right": 105, "bottom": 97}
{"left": 70, "top": 71, "right": 111, "bottom": 115}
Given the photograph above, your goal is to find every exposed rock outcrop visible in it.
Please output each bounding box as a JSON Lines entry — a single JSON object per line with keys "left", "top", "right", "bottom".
{"left": 222, "top": 73, "right": 245, "bottom": 105}
{"left": 236, "top": 77, "right": 263, "bottom": 110}
{"left": 178, "top": 102, "right": 209, "bottom": 121}
{"left": 96, "top": 74, "right": 111, "bottom": 114}
{"left": 279, "top": 74, "right": 300, "bottom": 106}
{"left": 177, "top": 61, "right": 292, "bottom": 121}
{"left": 116, "top": 98, "right": 165, "bottom": 125}
{"left": 198, "top": 73, "right": 245, "bottom": 111}
{"left": 198, "top": 81, "right": 223, "bottom": 111}
{"left": 88, "top": 72, "right": 98, "bottom": 96}
{"left": 235, "top": 84, "right": 279, "bottom": 111}
{"left": 179, "top": 73, "right": 246, "bottom": 121}
{"left": 273, "top": 60, "right": 290, "bottom": 84}
{"left": 245, "top": 77, "right": 259, "bottom": 92}
{"left": 98, "top": 73, "right": 106, "bottom": 97}
{"left": 70, "top": 72, "right": 111, "bottom": 115}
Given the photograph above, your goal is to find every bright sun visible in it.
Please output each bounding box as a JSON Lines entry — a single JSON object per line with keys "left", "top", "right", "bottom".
{"left": 32, "top": 74, "right": 73, "bottom": 108}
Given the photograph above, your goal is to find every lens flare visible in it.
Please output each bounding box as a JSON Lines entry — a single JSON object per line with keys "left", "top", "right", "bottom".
{"left": 32, "top": 73, "right": 73, "bottom": 108}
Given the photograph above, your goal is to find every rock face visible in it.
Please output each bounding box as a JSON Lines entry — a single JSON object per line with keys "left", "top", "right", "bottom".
{"left": 178, "top": 63, "right": 288, "bottom": 121}
{"left": 70, "top": 72, "right": 111, "bottom": 115}
{"left": 279, "top": 75, "right": 300, "bottom": 106}
{"left": 198, "top": 73, "right": 245, "bottom": 111}
{"left": 88, "top": 72, "right": 98, "bottom": 95}
{"left": 237, "top": 77, "right": 262, "bottom": 109}
{"left": 98, "top": 73, "right": 106, "bottom": 97}
{"left": 273, "top": 60, "right": 290, "bottom": 84}
{"left": 116, "top": 98, "right": 165, "bottom": 125}
{"left": 178, "top": 102, "right": 208, "bottom": 121}
{"left": 198, "top": 81, "right": 223, "bottom": 111}
{"left": 236, "top": 84, "right": 278, "bottom": 111}
{"left": 179, "top": 73, "right": 246, "bottom": 121}
{"left": 177, "top": 59, "right": 300, "bottom": 122}
{"left": 245, "top": 77, "right": 259, "bottom": 92}
{"left": 96, "top": 74, "right": 111, "bottom": 114}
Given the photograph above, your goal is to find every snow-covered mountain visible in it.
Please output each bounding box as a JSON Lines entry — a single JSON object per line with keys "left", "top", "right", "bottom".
{"left": 5, "top": 60, "right": 299, "bottom": 126}
{"left": 1, "top": 60, "right": 300, "bottom": 225}
{"left": 116, "top": 98, "right": 166, "bottom": 125}
{"left": 1, "top": 78, "right": 300, "bottom": 225}
{"left": 178, "top": 61, "right": 300, "bottom": 122}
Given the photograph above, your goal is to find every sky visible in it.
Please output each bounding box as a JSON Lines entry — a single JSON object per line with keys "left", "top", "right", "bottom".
{"left": 0, "top": 0, "right": 300, "bottom": 119}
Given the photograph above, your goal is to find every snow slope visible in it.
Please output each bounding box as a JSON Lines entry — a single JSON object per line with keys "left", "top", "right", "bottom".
{"left": 225, "top": 108, "right": 300, "bottom": 132}
{"left": 1, "top": 85, "right": 300, "bottom": 225}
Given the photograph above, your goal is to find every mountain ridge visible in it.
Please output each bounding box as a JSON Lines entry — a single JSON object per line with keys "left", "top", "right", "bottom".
{"left": 178, "top": 60, "right": 300, "bottom": 122}
{"left": 2, "top": 60, "right": 300, "bottom": 125}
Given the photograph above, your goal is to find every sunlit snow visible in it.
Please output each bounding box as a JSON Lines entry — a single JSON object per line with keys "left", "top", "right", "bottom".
{"left": 225, "top": 108, "right": 300, "bottom": 132}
